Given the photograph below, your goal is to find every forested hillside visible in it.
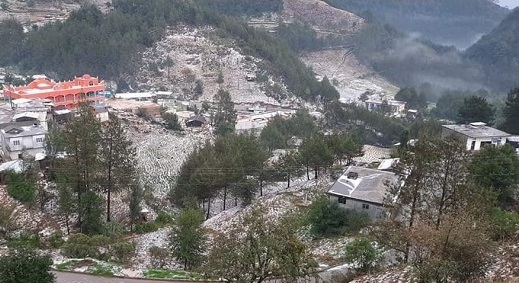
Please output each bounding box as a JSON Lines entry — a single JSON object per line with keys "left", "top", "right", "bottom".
{"left": 465, "top": 8, "right": 519, "bottom": 92}
{"left": 323, "top": 0, "right": 508, "bottom": 48}
{"left": 0, "top": 0, "right": 337, "bottom": 102}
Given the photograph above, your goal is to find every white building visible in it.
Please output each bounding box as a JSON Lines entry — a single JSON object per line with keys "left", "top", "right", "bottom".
{"left": 441, "top": 122, "right": 512, "bottom": 151}
{"left": 0, "top": 122, "right": 46, "bottom": 160}
{"left": 327, "top": 166, "right": 398, "bottom": 220}
{"left": 365, "top": 99, "right": 406, "bottom": 115}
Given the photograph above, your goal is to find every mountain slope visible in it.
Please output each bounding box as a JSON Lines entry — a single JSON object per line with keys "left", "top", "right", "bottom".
{"left": 322, "top": 0, "right": 508, "bottom": 48}
{"left": 464, "top": 8, "right": 519, "bottom": 91}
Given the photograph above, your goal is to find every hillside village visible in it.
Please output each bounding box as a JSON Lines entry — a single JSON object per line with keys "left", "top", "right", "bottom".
{"left": 0, "top": 1, "right": 518, "bottom": 283}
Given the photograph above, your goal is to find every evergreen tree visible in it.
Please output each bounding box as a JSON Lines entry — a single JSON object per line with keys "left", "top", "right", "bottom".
{"left": 170, "top": 200, "right": 206, "bottom": 270}
{"left": 128, "top": 183, "right": 143, "bottom": 231}
{"left": 58, "top": 105, "right": 101, "bottom": 231}
{"left": 468, "top": 144, "right": 519, "bottom": 208}
{"left": 213, "top": 89, "right": 236, "bottom": 136}
{"left": 99, "top": 113, "right": 137, "bottom": 222}
{"left": 300, "top": 135, "right": 334, "bottom": 180}
{"left": 501, "top": 87, "right": 519, "bottom": 134}
{"left": 457, "top": 95, "right": 496, "bottom": 125}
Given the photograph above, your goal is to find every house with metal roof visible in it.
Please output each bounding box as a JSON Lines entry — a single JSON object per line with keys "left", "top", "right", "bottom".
{"left": 327, "top": 166, "right": 398, "bottom": 219}
{"left": 441, "top": 122, "right": 512, "bottom": 151}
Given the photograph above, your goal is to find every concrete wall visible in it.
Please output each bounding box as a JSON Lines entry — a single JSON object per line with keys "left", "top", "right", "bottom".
{"left": 330, "top": 195, "right": 386, "bottom": 220}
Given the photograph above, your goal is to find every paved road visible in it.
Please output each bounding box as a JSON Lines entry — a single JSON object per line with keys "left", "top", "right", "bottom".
{"left": 53, "top": 271, "right": 189, "bottom": 283}
{"left": 54, "top": 265, "right": 348, "bottom": 283}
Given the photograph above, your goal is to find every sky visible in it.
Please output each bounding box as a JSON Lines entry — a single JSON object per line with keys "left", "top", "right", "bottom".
{"left": 498, "top": 0, "right": 519, "bottom": 8}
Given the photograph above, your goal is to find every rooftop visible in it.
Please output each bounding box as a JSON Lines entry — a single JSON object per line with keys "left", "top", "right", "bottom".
{"left": 442, "top": 123, "right": 512, "bottom": 138}
{"left": 327, "top": 166, "right": 397, "bottom": 205}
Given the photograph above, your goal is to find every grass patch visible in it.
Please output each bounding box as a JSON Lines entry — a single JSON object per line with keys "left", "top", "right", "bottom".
{"left": 143, "top": 269, "right": 204, "bottom": 280}
{"left": 55, "top": 260, "right": 80, "bottom": 270}
{"left": 88, "top": 265, "right": 115, "bottom": 276}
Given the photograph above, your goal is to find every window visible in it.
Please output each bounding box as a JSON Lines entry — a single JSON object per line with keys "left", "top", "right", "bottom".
{"left": 12, "top": 140, "right": 20, "bottom": 146}
{"left": 36, "top": 138, "right": 43, "bottom": 143}
{"left": 338, "top": 196, "right": 347, "bottom": 204}
{"left": 362, "top": 204, "right": 370, "bottom": 209}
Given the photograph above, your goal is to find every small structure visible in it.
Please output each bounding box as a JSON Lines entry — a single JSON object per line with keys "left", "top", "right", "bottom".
{"left": 327, "top": 166, "right": 398, "bottom": 219}
{"left": 52, "top": 109, "right": 72, "bottom": 124}
{"left": 377, "top": 158, "right": 399, "bottom": 171}
{"left": 90, "top": 104, "right": 109, "bottom": 122}
{"left": 0, "top": 121, "right": 46, "bottom": 160}
{"left": 441, "top": 122, "right": 512, "bottom": 151}
{"left": 506, "top": 136, "right": 519, "bottom": 154}
{"left": 245, "top": 73, "right": 256, "bottom": 82}
{"left": 185, "top": 115, "right": 207, "bottom": 127}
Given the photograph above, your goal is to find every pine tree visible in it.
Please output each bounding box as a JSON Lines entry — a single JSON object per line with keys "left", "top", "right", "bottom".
{"left": 59, "top": 105, "right": 101, "bottom": 231}
{"left": 99, "top": 113, "right": 137, "bottom": 222}
{"left": 213, "top": 89, "right": 236, "bottom": 136}
{"left": 170, "top": 200, "right": 206, "bottom": 270}
{"left": 501, "top": 87, "right": 519, "bottom": 134}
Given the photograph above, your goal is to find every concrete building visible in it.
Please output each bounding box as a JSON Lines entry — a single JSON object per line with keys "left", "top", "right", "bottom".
{"left": 327, "top": 166, "right": 398, "bottom": 220}
{"left": 441, "top": 122, "right": 512, "bottom": 151}
{"left": 365, "top": 99, "right": 406, "bottom": 115}
{"left": 3, "top": 74, "right": 105, "bottom": 109}
{"left": 0, "top": 121, "right": 46, "bottom": 160}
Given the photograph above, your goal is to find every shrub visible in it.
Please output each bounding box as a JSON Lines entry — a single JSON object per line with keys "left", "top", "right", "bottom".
{"left": 102, "top": 221, "right": 126, "bottom": 238}
{"left": 343, "top": 238, "right": 382, "bottom": 273}
{"left": 155, "top": 211, "right": 174, "bottom": 226}
{"left": 67, "top": 233, "right": 90, "bottom": 245}
{"left": 7, "top": 232, "right": 41, "bottom": 250}
{"left": 47, "top": 232, "right": 65, "bottom": 249}
{"left": 110, "top": 242, "right": 135, "bottom": 264}
{"left": 90, "top": 235, "right": 111, "bottom": 247}
{"left": 61, "top": 234, "right": 99, "bottom": 258}
{"left": 61, "top": 242, "right": 99, "bottom": 258}
{"left": 149, "top": 246, "right": 170, "bottom": 268}
{"left": 5, "top": 171, "right": 37, "bottom": 203}
{"left": 307, "top": 196, "right": 370, "bottom": 237}
{"left": 135, "top": 222, "right": 160, "bottom": 234}
{"left": 490, "top": 209, "right": 519, "bottom": 241}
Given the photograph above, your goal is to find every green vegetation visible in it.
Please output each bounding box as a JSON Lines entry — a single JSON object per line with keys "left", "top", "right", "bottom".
{"left": 60, "top": 233, "right": 135, "bottom": 263}
{"left": 307, "top": 196, "right": 370, "bottom": 237}
{"left": 500, "top": 87, "right": 519, "bottom": 134}
{"left": 169, "top": 134, "right": 268, "bottom": 214}
{"left": 468, "top": 144, "right": 519, "bottom": 208}
{"left": 204, "top": 206, "right": 317, "bottom": 283}
{"left": 5, "top": 170, "right": 37, "bottom": 204}
{"left": 6, "top": 232, "right": 41, "bottom": 250}
{"left": 380, "top": 134, "right": 502, "bottom": 282}
{"left": 323, "top": 0, "right": 507, "bottom": 48}
{"left": 143, "top": 269, "right": 203, "bottom": 280}
{"left": 170, "top": 201, "right": 206, "bottom": 270}
{"left": 465, "top": 8, "right": 519, "bottom": 91}
{"left": 0, "top": 249, "right": 55, "bottom": 283}
{"left": 457, "top": 96, "right": 496, "bottom": 125}
{"left": 0, "top": 0, "right": 326, "bottom": 101}
{"left": 343, "top": 238, "right": 382, "bottom": 273}
{"left": 161, "top": 112, "right": 183, "bottom": 131}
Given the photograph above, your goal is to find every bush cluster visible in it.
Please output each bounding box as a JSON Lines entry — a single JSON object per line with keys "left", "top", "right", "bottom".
{"left": 61, "top": 233, "right": 135, "bottom": 263}
{"left": 307, "top": 196, "right": 371, "bottom": 237}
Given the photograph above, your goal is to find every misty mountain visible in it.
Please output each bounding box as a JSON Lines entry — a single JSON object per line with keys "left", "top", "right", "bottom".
{"left": 464, "top": 8, "right": 519, "bottom": 92}
{"left": 322, "top": 0, "right": 508, "bottom": 48}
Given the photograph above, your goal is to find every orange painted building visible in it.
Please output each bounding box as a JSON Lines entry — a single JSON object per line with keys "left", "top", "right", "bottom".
{"left": 3, "top": 74, "right": 106, "bottom": 109}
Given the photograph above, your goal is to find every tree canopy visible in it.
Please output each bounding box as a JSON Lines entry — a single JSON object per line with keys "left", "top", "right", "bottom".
{"left": 457, "top": 95, "right": 496, "bottom": 125}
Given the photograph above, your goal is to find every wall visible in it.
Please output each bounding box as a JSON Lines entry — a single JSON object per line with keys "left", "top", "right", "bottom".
{"left": 331, "top": 195, "right": 386, "bottom": 220}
